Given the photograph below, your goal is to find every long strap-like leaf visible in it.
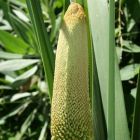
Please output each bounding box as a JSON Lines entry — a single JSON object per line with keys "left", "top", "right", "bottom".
{"left": 87, "top": 0, "right": 130, "bottom": 139}
{"left": 131, "top": 69, "right": 140, "bottom": 140}
{"left": 108, "top": 0, "right": 115, "bottom": 140}
{"left": 26, "top": 0, "right": 54, "bottom": 100}
{"left": 83, "top": 1, "right": 107, "bottom": 140}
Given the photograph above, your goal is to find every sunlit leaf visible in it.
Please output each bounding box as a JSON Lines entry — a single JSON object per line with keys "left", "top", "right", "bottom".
{"left": 38, "top": 121, "right": 48, "bottom": 140}
{"left": 14, "top": 66, "right": 38, "bottom": 81}
{"left": 10, "top": 91, "right": 38, "bottom": 103}
{"left": 0, "top": 51, "right": 23, "bottom": 59}
{"left": 0, "top": 30, "right": 33, "bottom": 54}
{"left": 120, "top": 64, "right": 140, "bottom": 81}
{"left": 0, "top": 59, "right": 39, "bottom": 72}
{"left": 122, "top": 40, "right": 140, "bottom": 53}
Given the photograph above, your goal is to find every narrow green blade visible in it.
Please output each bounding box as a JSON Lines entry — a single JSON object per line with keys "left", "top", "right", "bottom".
{"left": 108, "top": 0, "right": 115, "bottom": 139}
{"left": 131, "top": 69, "right": 140, "bottom": 140}
{"left": 15, "top": 109, "right": 37, "bottom": 140}
{"left": 92, "top": 48, "right": 107, "bottom": 140}
{"left": 9, "top": 13, "right": 38, "bottom": 52}
{"left": 26, "top": 0, "right": 55, "bottom": 99}
{"left": 115, "top": 54, "right": 130, "bottom": 140}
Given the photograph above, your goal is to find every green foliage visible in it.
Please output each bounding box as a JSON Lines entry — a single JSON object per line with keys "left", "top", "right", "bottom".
{"left": 115, "top": 1, "right": 140, "bottom": 139}
{"left": 0, "top": 0, "right": 63, "bottom": 139}
{"left": 26, "top": 0, "right": 55, "bottom": 99}
{"left": 0, "top": 0, "right": 140, "bottom": 139}
{"left": 131, "top": 70, "right": 140, "bottom": 140}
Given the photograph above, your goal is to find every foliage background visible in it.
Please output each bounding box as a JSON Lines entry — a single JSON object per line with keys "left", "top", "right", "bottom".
{"left": 0, "top": 0, "right": 140, "bottom": 139}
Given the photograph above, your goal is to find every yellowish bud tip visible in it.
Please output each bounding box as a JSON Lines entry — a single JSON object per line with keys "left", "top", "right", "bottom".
{"left": 64, "top": 2, "right": 86, "bottom": 23}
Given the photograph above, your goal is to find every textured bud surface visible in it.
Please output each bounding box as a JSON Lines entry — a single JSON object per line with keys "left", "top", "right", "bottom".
{"left": 51, "top": 2, "right": 93, "bottom": 140}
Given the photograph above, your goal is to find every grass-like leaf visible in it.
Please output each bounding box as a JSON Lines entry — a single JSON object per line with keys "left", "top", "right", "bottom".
{"left": 0, "top": 101, "right": 30, "bottom": 123}
{"left": 108, "top": 0, "right": 115, "bottom": 139}
{"left": 131, "top": 69, "right": 140, "bottom": 140}
{"left": 0, "top": 51, "right": 23, "bottom": 59}
{"left": 26, "top": 0, "right": 55, "bottom": 100}
{"left": 14, "top": 66, "right": 38, "bottom": 81}
{"left": 9, "top": 14, "right": 38, "bottom": 52}
{"left": 0, "top": 59, "right": 39, "bottom": 72}
{"left": 15, "top": 109, "right": 37, "bottom": 140}
{"left": 38, "top": 121, "right": 48, "bottom": 140}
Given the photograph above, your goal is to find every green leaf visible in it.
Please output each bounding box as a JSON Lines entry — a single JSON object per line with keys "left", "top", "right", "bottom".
{"left": 131, "top": 88, "right": 137, "bottom": 99}
{"left": 76, "top": 0, "right": 84, "bottom": 6}
{"left": 108, "top": 0, "right": 115, "bottom": 139}
{"left": 131, "top": 70, "right": 140, "bottom": 140}
{"left": 115, "top": 54, "right": 130, "bottom": 140}
{"left": 0, "top": 59, "right": 39, "bottom": 72}
{"left": 0, "top": 10, "right": 12, "bottom": 30}
{"left": 87, "top": 0, "right": 109, "bottom": 117}
{"left": 9, "top": 13, "right": 38, "bottom": 53}
{"left": 63, "top": 0, "right": 70, "bottom": 12}
{"left": 84, "top": 1, "right": 107, "bottom": 139}
{"left": 42, "top": 0, "right": 57, "bottom": 43}
{"left": 0, "top": 85, "right": 12, "bottom": 90}
{"left": 15, "top": 109, "right": 37, "bottom": 140}
{"left": 126, "top": 0, "right": 140, "bottom": 22}
{"left": 87, "top": 0, "right": 130, "bottom": 139}
{"left": 0, "top": 51, "right": 23, "bottom": 59}
{"left": 10, "top": 92, "right": 38, "bottom": 102}
{"left": 50, "top": 14, "right": 63, "bottom": 43}
{"left": 14, "top": 66, "right": 38, "bottom": 81}
{"left": 38, "top": 121, "right": 48, "bottom": 140}
{"left": 0, "top": 30, "right": 33, "bottom": 54}
{"left": 11, "top": 79, "right": 29, "bottom": 89}
{"left": 26, "top": 0, "right": 55, "bottom": 100}
{"left": 9, "top": 0, "right": 26, "bottom": 8}
{"left": 3, "top": 71, "right": 17, "bottom": 79}
{"left": 92, "top": 50, "right": 107, "bottom": 140}
{"left": 10, "top": 66, "right": 38, "bottom": 88}
{"left": 0, "top": 0, "right": 10, "bottom": 22}
{"left": 122, "top": 40, "right": 140, "bottom": 53}
{"left": 0, "top": 101, "right": 30, "bottom": 124}
{"left": 8, "top": 137, "right": 16, "bottom": 140}
{"left": 120, "top": 64, "right": 140, "bottom": 81}
{"left": 12, "top": 9, "right": 29, "bottom": 22}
